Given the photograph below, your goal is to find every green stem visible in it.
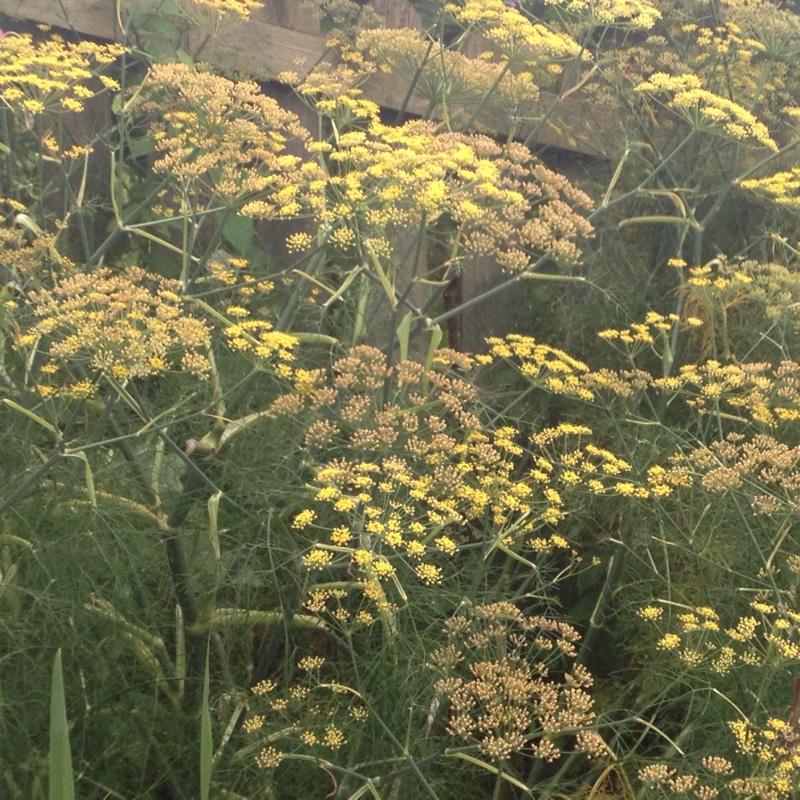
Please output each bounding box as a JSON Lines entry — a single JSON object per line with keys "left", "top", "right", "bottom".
{"left": 576, "top": 529, "right": 627, "bottom": 666}
{"left": 276, "top": 232, "right": 330, "bottom": 332}
{"left": 89, "top": 172, "right": 172, "bottom": 267}
{"left": 0, "top": 446, "right": 63, "bottom": 517}
{"left": 395, "top": 38, "right": 436, "bottom": 126}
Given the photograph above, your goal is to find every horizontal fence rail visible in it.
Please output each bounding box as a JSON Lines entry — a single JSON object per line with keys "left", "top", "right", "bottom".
{"left": 1, "top": 0, "right": 624, "bottom": 156}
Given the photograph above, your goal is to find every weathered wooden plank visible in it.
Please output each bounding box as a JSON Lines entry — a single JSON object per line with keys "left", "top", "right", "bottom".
{"left": 4, "top": 0, "right": 329, "bottom": 80}
{"left": 5, "top": 0, "right": 119, "bottom": 39}
{"left": 0, "top": 0, "right": 611, "bottom": 155}
{"left": 376, "top": 0, "right": 424, "bottom": 29}
{"left": 256, "top": 0, "right": 322, "bottom": 32}
{"left": 185, "top": 19, "right": 328, "bottom": 82}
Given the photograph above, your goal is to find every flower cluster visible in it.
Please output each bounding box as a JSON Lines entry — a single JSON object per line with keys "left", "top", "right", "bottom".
{"left": 635, "top": 71, "right": 777, "bottom": 150}
{"left": 429, "top": 601, "right": 605, "bottom": 762}
{"left": 640, "top": 593, "right": 800, "bottom": 670}
{"left": 686, "top": 11, "right": 800, "bottom": 129}
{"left": 543, "top": 0, "right": 661, "bottom": 31}
{"left": 489, "top": 296, "right": 800, "bottom": 427}
{"left": 590, "top": 4, "right": 799, "bottom": 135}
{"left": 568, "top": 308, "right": 800, "bottom": 423}
{"left": 0, "top": 32, "right": 124, "bottom": 120}
{"left": 17, "top": 267, "right": 211, "bottom": 396}
{"left": 270, "top": 346, "right": 583, "bottom": 624}
{"left": 678, "top": 258, "right": 800, "bottom": 361}
{"left": 138, "top": 63, "right": 319, "bottom": 213}
{"left": 203, "top": 252, "right": 276, "bottom": 298}
{"left": 638, "top": 742, "right": 800, "bottom": 800}
{"left": 487, "top": 333, "right": 595, "bottom": 399}
{"left": 193, "top": 254, "right": 301, "bottom": 361}
{"left": 444, "top": 0, "right": 581, "bottom": 76}
{"left": 279, "top": 60, "right": 379, "bottom": 127}
{"left": 252, "top": 106, "right": 594, "bottom": 271}
{"left": 598, "top": 310, "right": 702, "bottom": 363}
{"left": 0, "top": 218, "right": 74, "bottom": 283}
{"left": 246, "top": 655, "right": 368, "bottom": 770}
{"left": 658, "top": 360, "right": 800, "bottom": 426}
{"left": 356, "top": 27, "right": 541, "bottom": 130}
{"left": 211, "top": 301, "right": 298, "bottom": 365}
{"left": 488, "top": 330, "right": 665, "bottom": 409}
{"left": 638, "top": 697, "right": 800, "bottom": 798}
{"left": 180, "top": 0, "right": 263, "bottom": 26}
{"left": 673, "top": 432, "right": 800, "bottom": 515}
{"left": 636, "top": 597, "right": 800, "bottom": 797}
{"left": 530, "top": 422, "right": 692, "bottom": 500}
{"left": 741, "top": 169, "right": 800, "bottom": 207}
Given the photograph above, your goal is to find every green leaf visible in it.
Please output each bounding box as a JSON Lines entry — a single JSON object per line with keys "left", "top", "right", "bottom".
{"left": 175, "top": 49, "right": 194, "bottom": 66}
{"left": 396, "top": 311, "right": 413, "bottom": 363}
{"left": 140, "top": 14, "right": 181, "bottom": 39}
{"left": 322, "top": 264, "right": 363, "bottom": 309}
{"left": 618, "top": 215, "right": 702, "bottom": 230}
{"left": 0, "top": 533, "right": 32, "bottom": 549}
{"left": 364, "top": 241, "right": 397, "bottom": 309}
{"left": 127, "top": 136, "right": 155, "bottom": 158}
{"left": 49, "top": 650, "right": 75, "bottom": 800}
{"left": 424, "top": 324, "right": 443, "bottom": 374}
{"left": 13, "top": 213, "right": 43, "bottom": 236}
{"left": 222, "top": 214, "right": 255, "bottom": 254}
{"left": 3, "top": 399, "right": 58, "bottom": 435}
{"left": 65, "top": 452, "right": 96, "bottom": 509}
{"left": 208, "top": 491, "right": 221, "bottom": 561}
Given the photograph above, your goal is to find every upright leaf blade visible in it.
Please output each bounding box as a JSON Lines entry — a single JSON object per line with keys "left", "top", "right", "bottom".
{"left": 396, "top": 311, "right": 413, "bottom": 363}
{"left": 49, "top": 649, "right": 75, "bottom": 800}
{"left": 200, "top": 642, "right": 212, "bottom": 800}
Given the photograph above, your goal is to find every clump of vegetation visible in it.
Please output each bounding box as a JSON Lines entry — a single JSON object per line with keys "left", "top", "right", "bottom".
{"left": 3, "top": 0, "right": 800, "bottom": 797}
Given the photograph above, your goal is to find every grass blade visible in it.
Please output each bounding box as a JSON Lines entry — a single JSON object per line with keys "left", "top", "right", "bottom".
{"left": 49, "top": 649, "right": 75, "bottom": 800}
{"left": 200, "top": 641, "right": 212, "bottom": 800}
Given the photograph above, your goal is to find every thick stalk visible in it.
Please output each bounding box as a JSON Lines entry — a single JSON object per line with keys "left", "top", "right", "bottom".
{"left": 276, "top": 233, "right": 330, "bottom": 332}
{"left": 576, "top": 527, "right": 627, "bottom": 667}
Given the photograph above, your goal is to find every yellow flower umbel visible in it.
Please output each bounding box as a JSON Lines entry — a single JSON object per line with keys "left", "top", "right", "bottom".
{"left": 444, "top": 0, "right": 581, "bottom": 84}
{"left": 139, "top": 63, "right": 320, "bottom": 214}
{"left": 246, "top": 88, "right": 594, "bottom": 272}
{"left": 247, "top": 655, "right": 367, "bottom": 769}
{"left": 740, "top": 169, "right": 800, "bottom": 207}
{"left": 357, "top": 26, "right": 542, "bottom": 134}
{"left": 637, "top": 597, "right": 800, "bottom": 798}
{"left": 635, "top": 72, "right": 777, "bottom": 151}
{"left": 487, "top": 333, "right": 594, "bottom": 400}
{"left": 543, "top": 0, "right": 661, "bottom": 31}
{"left": 178, "top": 0, "right": 264, "bottom": 37}
{"left": 270, "top": 346, "right": 581, "bottom": 627}
{"left": 184, "top": 0, "right": 262, "bottom": 20}
{"left": 0, "top": 33, "right": 124, "bottom": 121}
{"left": 18, "top": 267, "right": 211, "bottom": 397}
{"left": 430, "top": 601, "right": 604, "bottom": 763}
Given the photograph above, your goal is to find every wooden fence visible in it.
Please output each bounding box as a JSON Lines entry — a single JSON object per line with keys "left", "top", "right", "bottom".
{"left": 1, "top": 0, "right": 616, "bottom": 157}
{"left": 0, "top": 0, "right": 619, "bottom": 351}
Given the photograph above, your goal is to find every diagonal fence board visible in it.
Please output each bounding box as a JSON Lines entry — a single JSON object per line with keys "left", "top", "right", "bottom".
{"left": 0, "top": 0, "right": 614, "bottom": 156}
